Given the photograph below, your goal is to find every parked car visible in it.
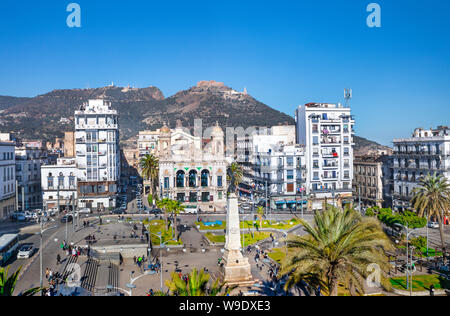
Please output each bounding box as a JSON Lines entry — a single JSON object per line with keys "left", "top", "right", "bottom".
{"left": 113, "top": 209, "right": 126, "bottom": 215}
{"left": 78, "top": 208, "right": 91, "bottom": 214}
{"left": 17, "top": 244, "right": 35, "bottom": 259}
{"left": 428, "top": 222, "right": 439, "bottom": 229}
{"left": 150, "top": 208, "right": 163, "bottom": 215}
{"left": 60, "top": 215, "right": 73, "bottom": 223}
{"left": 11, "top": 213, "right": 27, "bottom": 222}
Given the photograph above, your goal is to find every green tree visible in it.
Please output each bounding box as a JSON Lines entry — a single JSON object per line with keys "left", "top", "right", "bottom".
{"left": 156, "top": 198, "right": 171, "bottom": 229}
{"left": 411, "top": 173, "right": 450, "bottom": 252}
{"left": 256, "top": 206, "right": 265, "bottom": 229}
{"left": 0, "top": 266, "right": 41, "bottom": 296}
{"left": 227, "top": 162, "right": 243, "bottom": 194}
{"left": 140, "top": 154, "right": 159, "bottom": 202}
{"left": 281, "top": 206, "right": 394, "bottom": 296}
{"left": 165, "top": 268, "right": 229, "bottom": 296}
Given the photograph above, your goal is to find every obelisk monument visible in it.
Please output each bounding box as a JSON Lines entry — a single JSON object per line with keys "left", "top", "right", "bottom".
{"left": 221, "top": 169, "right": 252, "bottom": 284}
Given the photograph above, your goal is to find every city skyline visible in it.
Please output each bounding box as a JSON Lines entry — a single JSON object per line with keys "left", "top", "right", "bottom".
{"left": 0, "top": 1, "right": 449, "bottom": 146}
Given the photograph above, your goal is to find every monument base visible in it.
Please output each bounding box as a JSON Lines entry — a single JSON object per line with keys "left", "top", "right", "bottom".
{"left": 221, "top": 249, "right": 253, "bottom": 285}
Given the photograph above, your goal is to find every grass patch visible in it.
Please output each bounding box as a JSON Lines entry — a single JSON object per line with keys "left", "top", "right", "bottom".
{"left": 204, "top": 232, "right": 271, "bottom": 245}
{"left": 267, "top": 248, "right": 287, "bottom": 264}
{"left": 242, "top": 232, "right": 271, "bottom": 246}
{"left": 195, "top": 221, "right": 226, "bottom": 230}
{"left": 241, "top": 218, "right": 300, "bottom": 230}
{"left": 390, "top": 274, "right": 450, "bottom": 292}
{"left": 204, "top": 233, "right": 225, "bottom": 244}
{"left": 144, "top": 219, "right": 183, "bottom": 246}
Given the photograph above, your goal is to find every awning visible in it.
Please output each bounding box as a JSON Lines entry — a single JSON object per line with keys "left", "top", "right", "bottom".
{"left": 275, "top": 200, "right": 307, "bottom": 205}
{"left": 238, "top": 187, "right": 251, "bottom": 194}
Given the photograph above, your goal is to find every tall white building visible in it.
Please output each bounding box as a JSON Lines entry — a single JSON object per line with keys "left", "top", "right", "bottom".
{"left": 0, "top": 141, "right": 16, "bottom": 220}
{"left": 295, "top": 103, "right": 355, "bottom": 209}
{"left": 392, "top": 126, "right": 450, "bottom": 210}
{"left": 236, "top": 127, "right": 306, "bottom": 210}
{"left": 74, "top": 100, "right": 120, "bottom": 210}
{"left": 15, "top": 144, "right": 48, "bottom": 211}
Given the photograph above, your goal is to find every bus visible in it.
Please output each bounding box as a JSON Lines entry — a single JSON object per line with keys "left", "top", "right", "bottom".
{"left": 0, "top": 234, "right": 20, "bottom": 266}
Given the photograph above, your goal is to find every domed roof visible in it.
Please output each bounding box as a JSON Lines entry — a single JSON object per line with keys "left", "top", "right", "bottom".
{"left": 212, "top": 121, "right": 223, "bottom": 137}
{"left": 160, "top": 123, "right": 170, "bottom": 133}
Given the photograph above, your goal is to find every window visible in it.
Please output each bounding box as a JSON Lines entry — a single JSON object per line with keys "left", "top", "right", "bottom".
{"left": 287, "top": 183, "right": 294, "bottom": 192}
{"left": 313, "top": 160, "right": 319, "bottom": 169}
{"left": 164, "top": 177, "right": 170, "bottom": 189}
{"left": 286, "top": 157, "right": 293, "bottom": 166}
{"left": 344, "top": 147, "right": 349, "bottom": 156}
{"left": 201, "top": 170, "right": 209, "bottom": 187}
{"left": 48, "top": 176, "right": 54, "bottom": 188}
{"left": 287, "top": 170, "right": 294, "bottom": 180}
{"left": 312, "top": 136, "right": 319, "bottom": 145}
{"left": 217, "top": 176, "right": 223, "bottom": 187}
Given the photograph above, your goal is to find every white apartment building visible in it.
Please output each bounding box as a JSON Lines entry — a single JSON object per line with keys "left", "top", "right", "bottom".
{"left": 138, "top": 130, "right": 160, "bottom": 158}
{"left": 41, "top": 157, "right": 79, "bottom": 211}
{"left": 15, "top": 144, "right": 48, "bottom": 211}
{"left": 392, "top": 126, "right": 450, "bottom": 211}
{"left": 295, "top": 103, "right": 355, "bottom": 209}
{"left": 74, "top": 99, "right": 120, "bottom": 210}
{"left": 0, "top": 141, "right": 16, "bottom": 220}
{"left": 236, "top": 127, "right": 306, "bottom": 210}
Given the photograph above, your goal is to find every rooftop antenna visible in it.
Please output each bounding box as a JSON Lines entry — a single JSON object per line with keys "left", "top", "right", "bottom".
{"left": 344, "top": 88, "right": 352, "bottom": 107}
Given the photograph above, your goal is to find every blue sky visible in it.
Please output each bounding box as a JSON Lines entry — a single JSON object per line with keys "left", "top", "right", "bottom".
{"left": 0, "top": 0, "right": 449, "bottom": 146}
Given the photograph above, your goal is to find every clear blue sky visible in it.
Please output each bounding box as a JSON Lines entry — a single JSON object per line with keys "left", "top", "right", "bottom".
{"left": 0, "top": 0, "right": 449, "bottom": 146}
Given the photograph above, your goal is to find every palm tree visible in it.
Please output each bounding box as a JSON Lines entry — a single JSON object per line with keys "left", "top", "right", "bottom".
{"left": 140, "top": 154, "right": 159, "bottom": 204}
{"left": 0, "top": 266, "right": 41, "bottom": 296}
{"left": 281, "top": 206, "right": 394, "bottom": 296}
{"left": 411, "top": 173, "right": 450, "bottom": 253}
{"left": 156, "top": 198, "right": 171, "bottom": 229}
{"left": 227, "top": 162, "right": 243, "bottom": 193}
{"left": 256, "top": 206, "right": 265, "bottom": 229}
{"left": 165, "top": 268, "right": 229, "bottom": 296}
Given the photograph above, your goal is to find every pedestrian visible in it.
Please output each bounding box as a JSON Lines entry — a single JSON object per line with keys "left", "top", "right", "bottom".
{"left": 133, "top": 256, "right": 137, "bottom": 264}
{"left": 45, "top": 268, "right": 50, "bottom": 279}
{"left": 56, "top": 254, "right": 61, "bottom": 265}
{"left": 430, "top": 285, "right": 435, "bottom": 296}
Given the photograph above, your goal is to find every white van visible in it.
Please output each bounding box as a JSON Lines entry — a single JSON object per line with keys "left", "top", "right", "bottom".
{"left": 183, "top": 205, "right": 199, "bottom": 214}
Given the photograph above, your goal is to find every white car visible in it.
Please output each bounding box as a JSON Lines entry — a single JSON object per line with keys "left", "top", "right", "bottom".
{"left": 17, "top": 244, "right": 35, "bottom": 259}
{"left": 428, "top": 222, "right": 439, "bottom": 229}
{"left": 78, "top": 208, "right": 91, "bottom": 214}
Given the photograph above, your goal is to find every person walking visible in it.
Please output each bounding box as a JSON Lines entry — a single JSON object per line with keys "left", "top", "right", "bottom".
{"left": 56, "top": 254, "right": 61, "bottom": 265}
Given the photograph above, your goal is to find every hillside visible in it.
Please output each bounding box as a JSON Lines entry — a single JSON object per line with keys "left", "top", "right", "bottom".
{"left": 0, "top": 81, "right": 390, "bottom": 155}
{"left": 0, "top": 82, "right": 293, "bottom": 141}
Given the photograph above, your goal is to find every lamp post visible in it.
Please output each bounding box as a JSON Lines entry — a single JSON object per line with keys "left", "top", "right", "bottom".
{"left": 150, "top": 232, "right": 176, "bottom": 293}
{"left": 37, "top": 222, "right": 57, "bottom": 295}
{"left": 398, "top": 223, "right": 417, "bottom": 296}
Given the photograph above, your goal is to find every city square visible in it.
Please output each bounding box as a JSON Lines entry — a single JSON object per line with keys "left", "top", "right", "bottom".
{"left": 0, "top": 1, "right": 450, "bottom": 302}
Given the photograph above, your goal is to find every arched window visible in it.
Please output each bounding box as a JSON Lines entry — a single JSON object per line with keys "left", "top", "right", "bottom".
{"left": 189, "top": 170, "right": 197, "bottom": 187}
{"left": 201, "top": 170, "right": 210, "bottom": 187}
{"left": 176, "top": 171, "right": 185, "bottom": 188}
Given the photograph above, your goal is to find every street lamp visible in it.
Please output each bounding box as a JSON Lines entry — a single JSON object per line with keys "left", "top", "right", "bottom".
{"left": 36, "top": 221, "right": 57, "bottom": 295}
{"left": 397, "top": 223, "right": 418, "bottom": 296}
{"left": 150, "top": 232, "right": 176, "bottom": 293}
